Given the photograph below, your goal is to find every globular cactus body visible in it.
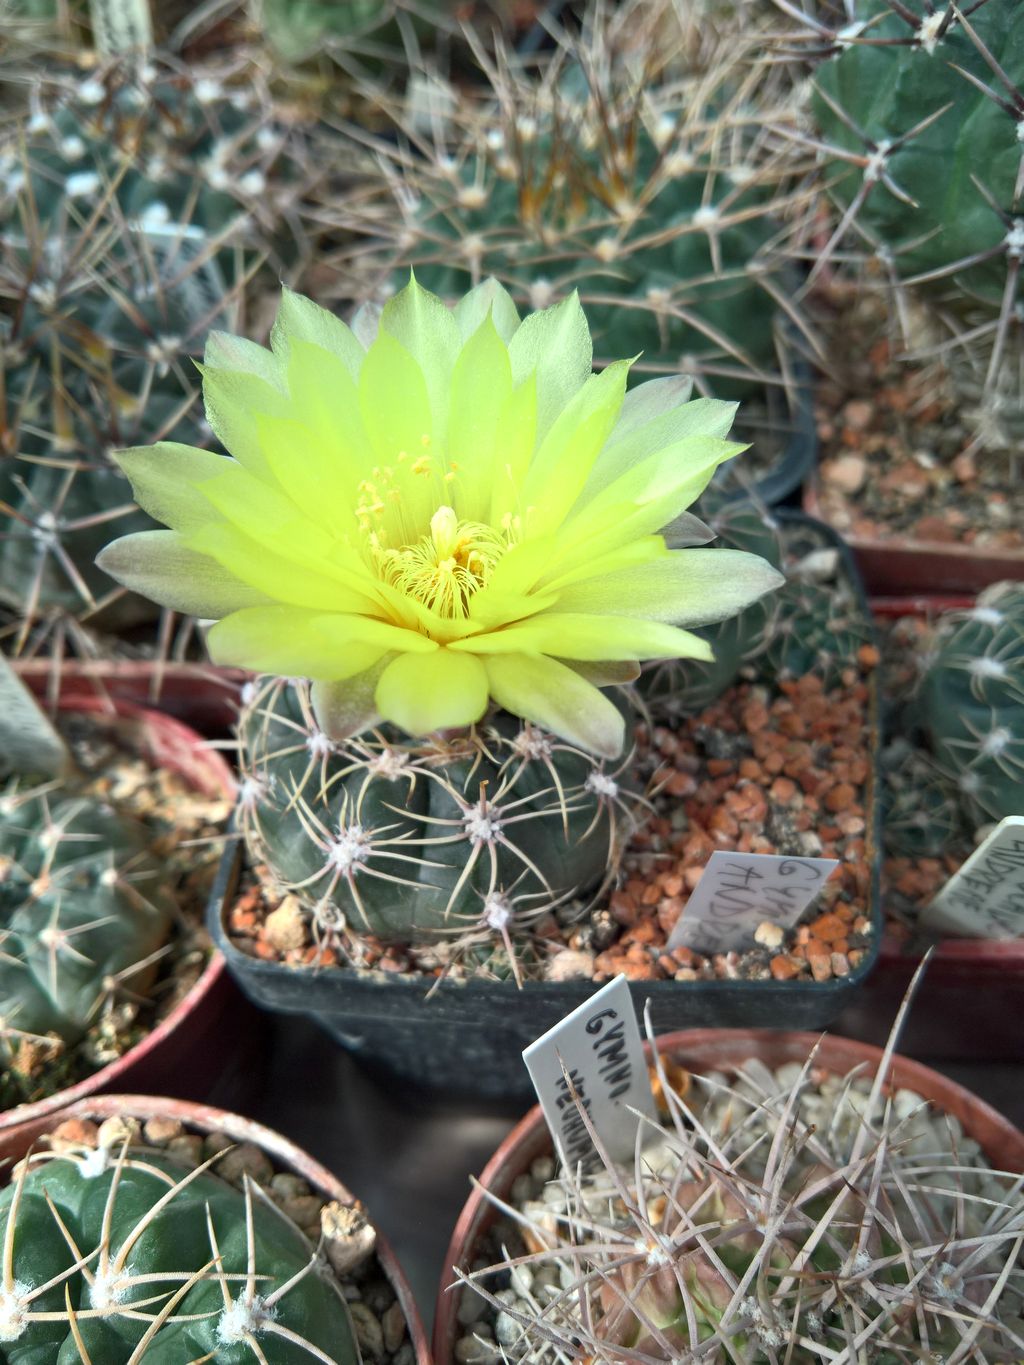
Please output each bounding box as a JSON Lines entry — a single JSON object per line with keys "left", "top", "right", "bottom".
{"left": 0, "top": 788, "right": 173, "bottom": 1046}
{"left": 341, "top": 3, "right": 808, "bottom": 399}
{"left": 918, "top": 581, "right": 1024, "bottom": 823}
{"left": 240, "top": 677, "right": 637, "bottom": 954}
{"left": 0, "top": 57, "right": 317, "bottom": 638}
{"left": 0, "top": 1141, "right": 359, "bottom": 1362}
{"left": 801, "top": 0, "right": 1024, "bottom": 440}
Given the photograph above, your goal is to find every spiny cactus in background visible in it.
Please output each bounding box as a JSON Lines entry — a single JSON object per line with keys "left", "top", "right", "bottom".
{"left": 0, "top": 1137, "right": 360, "bottom": 1362}
{"left": 783, "top": 0, "right": 1024, "bottom": 448}
{"left": 239, "top": 675, "right": 640, "bottom": 974}
{"left": 0, "top": 56, "right": 330, "bottom": 648}
{"left": 328, "top": 0, "right": 815, "bottom": 404}
{"left": 253, "top": 0, "right": 450, "bottom": 67}
{"left": 640, "top": 497, "right": 785, "bottom": 713}
{"left": 918, "top": 581, "right": 1024, "bottom": 826}
{"left": 880, "top": 738, "right": 962, "bottom": 859}
{"left": 457, "top": 1043, "right": 1024, "bottom": 1360}
{"left": 0, "top": 786, "right": 174, "bottom": 1101}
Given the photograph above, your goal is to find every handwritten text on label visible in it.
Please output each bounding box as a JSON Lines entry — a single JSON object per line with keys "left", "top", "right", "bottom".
{"left": 523, "top": 975, "right": 656, "bottom": 1171}
{"left": 666, "top": 850, "right": 841, "bottom": 953}
{"left": 921, "top": 816, "right": 1024, "bottom": 940}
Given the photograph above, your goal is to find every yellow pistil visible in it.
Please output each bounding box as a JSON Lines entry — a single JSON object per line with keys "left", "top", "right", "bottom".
{"left": 375, "top": 504, "right": 510, "bottom": 617}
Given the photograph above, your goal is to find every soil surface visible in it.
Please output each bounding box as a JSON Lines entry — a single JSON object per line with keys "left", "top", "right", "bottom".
{"left": 812, "top": 288, "right": 1024, "bottom": 553}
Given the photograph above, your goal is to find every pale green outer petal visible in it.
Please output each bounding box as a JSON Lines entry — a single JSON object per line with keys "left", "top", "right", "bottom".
{"left": 376, "top": 649, "right": 488, "bottom": 734}
{"left": 609, "top": 375, "right": 694, "bottom": 437}
{"left": 580, "top": 396, "right": 739, "bottom": 504}
{"left": 200, "top": 367, "right": 292, "bottom": 483}
{"left": 539, "top": 537, "right": 669, "bottom": 594}
{"left": 551, "top": 435, "right": 743, "bottom": 568}
{"left": 662, "top": 511, "right": 715, "bottom": 548}
{"left": 351, "top": 301, "right": 382, "bottom": 349}
{"left": 208, "top": 608, "right": 436, "bottom": 677}
{"left": 519, "top": 360, "right": 631, "bottom": 538}
{"left": 184, "top": 522, "right": 381, "bottom": 614}
{"left": 115, "top": 444, "right": 231, "bottom": 533}
{"left": 453, "top": 278, "right": 520, "bottom": 342}
{"left": 270, "top": 286, "right": 366, "bottom": 377}
{"left": 507, "top": 291, "right": 592, "bottom": 440}
{"left": 311, "top": 660, "right": 393, "bottom": 740}
{"left": 451, "top": 613, "right": 714, "bottom": 662}
{"left": 551, "top": 549, "right": 784, "bottom": 624}
{"left": 96, "top": 531, "right": 271, "bottom": 617}
{"left": 380, "top": 276, "right": 461, "bottom": 446}
{"left": 483, "top": 654, "right": 625, "bottom": 758}
{"left": 565, "top": 660, "right": 641, "bottom": 686}
{"left": 448, "top": 315, "right": 513, "bottom": 524}
{"left": 203, "top": 332, "right": 283, "bottom": 388}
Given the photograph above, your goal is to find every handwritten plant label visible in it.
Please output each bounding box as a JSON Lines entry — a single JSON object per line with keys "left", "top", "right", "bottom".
{"left": 0, "top": 656, "right": 71, "bottom": 779}
{"left": 666, "top": 851, "right": 840, "bottom": 953}
{"left": 920, "top": 816, "right": 1024, "bottom": 940}
{"left": 523, "top": 975, "right": 657, "bottom": 1173}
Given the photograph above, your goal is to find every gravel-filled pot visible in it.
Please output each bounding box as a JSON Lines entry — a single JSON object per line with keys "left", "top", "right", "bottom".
{"left": 0, "top": 1093, "right": 430, "bottom": 1364}
{"left": 435, "top": 1029, "right": 1024, "bottom": 1363}
{"left": 838, "top": 594, "right": 1024, "bottom": 1060}
{"left": 0, "top": 678, "right": 251, "bottom": 1135}
{"left": 208, "top": 511, "right": 883, "bottom": 1104}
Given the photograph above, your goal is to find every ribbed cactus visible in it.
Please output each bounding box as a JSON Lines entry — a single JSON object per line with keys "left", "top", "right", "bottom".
{"left": 0, "top": 56, "right": 321, "bottom": 641}
{"left": 333, "top": 2, "right": 809, "bottom": 400}
{"left": 240, "top": 675, "right": 638, "bottom": 965}
{"left": 0, "top": 786, "right": 173, "bottom": 1072}
{"left": 0, "top": 1137, "right": 359, "bottom": 1361}
{"left": 797, "top": 0, "right": 1024, "bottom": 444}
{"left": 918, "top": 581, "right": 1024, "bottom": 825}
{"left": 457, "top": 1045, "right": 1024, "bottom": 1360}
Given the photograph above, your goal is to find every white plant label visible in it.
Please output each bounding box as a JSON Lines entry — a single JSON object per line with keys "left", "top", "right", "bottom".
{"left": 920, "top": 816, "right": 1024, "bottom": 940}
{"left": 89, "top": 0, "right": 153, "bottom": 52}
{"left": 666, "top": 851, "right": 841, "bottom": 953}
{"left": 523, "top": 975, "right": 657, "bottom": 1173}
{"left": 0, "top": 656, "right": 71, "bottom": 779}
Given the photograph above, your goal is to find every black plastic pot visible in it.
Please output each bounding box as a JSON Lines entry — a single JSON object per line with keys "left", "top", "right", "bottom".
{"left": 207, "top": 511, "right": 881, "bottom": 1107}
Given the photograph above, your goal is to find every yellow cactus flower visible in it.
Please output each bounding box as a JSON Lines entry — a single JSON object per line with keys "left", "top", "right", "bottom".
{"left": 98, "top": 277, "right": 782, "bottom": 756}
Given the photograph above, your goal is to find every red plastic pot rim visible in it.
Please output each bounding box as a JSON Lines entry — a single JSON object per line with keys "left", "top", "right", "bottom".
{"left": 433, "top": 1028, "right": 1024, "bottom": 1363}
{"left": 0, "top": 687, "right": 237, "bottom": 1135}
{"left": 805, "top": 483, "right": 1024, "bottom": 571}
{"left": 0, "top": 1093, "right": 430, "bottom": 1365}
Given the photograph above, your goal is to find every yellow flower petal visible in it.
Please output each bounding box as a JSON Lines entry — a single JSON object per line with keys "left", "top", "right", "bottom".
{"left": 115, "top": 443, "right": 231, "bottom": 534}
{"left": 376, "top": 648, "right": 488, "bottom": 734}
{"left": 448, "top": 314, "right": 513, "bottom": 524}
{"left": 508, "top": 291, "right": 591, "bottom": 439}
{"left": 380, "top": 276, "right": 461, "bottom": 447}
{"left": 270, "top": 286, "right": 366, "bottom": 377}
{"left": 96, "top": 531, "right": 271, "bottom": 617}
{"left": 452, "top": 613, "right": 714, "bottom": 662}
{"left": 484, "top": 654, "right": 625, "bottom": 757}
{"left": 208, "top": 608, "right": 436, "bottom": 677}
{"left": 454, "top": 278, "right": 520, "bottom": 342}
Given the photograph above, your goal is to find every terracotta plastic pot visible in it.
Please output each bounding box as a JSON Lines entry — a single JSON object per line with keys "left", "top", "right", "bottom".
{"left": 0, "top": 1093, "right": 430, "bottom": 1365}
{"left": 804, "top": 482, "right": 1024, "bottom": 595}
{"left": 836, "top": 596, "right": 1024, "bottom": 1060}
{"left": 14, "top": 658, "right": 246, "bottom": 737}
{"left": 0, "top": 681, "right": 255, "bottom": 1135}
{"left": 433, "top": 1029, "right": 1024, "bottom": 1364}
